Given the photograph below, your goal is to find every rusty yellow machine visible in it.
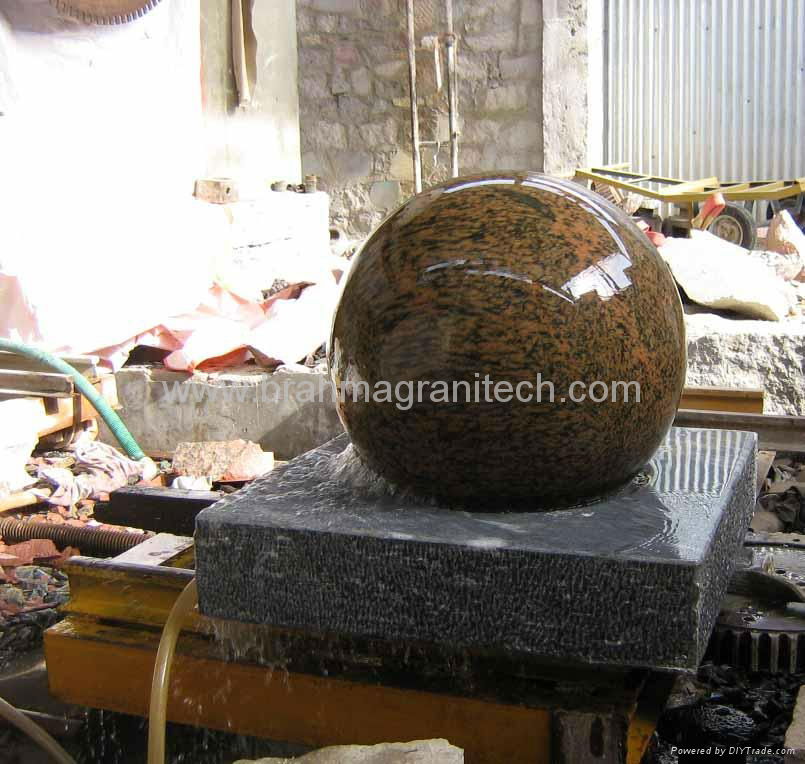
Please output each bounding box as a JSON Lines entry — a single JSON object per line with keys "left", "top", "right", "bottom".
{"left": 44, "top": 533, "right": 667, "bottom": 764}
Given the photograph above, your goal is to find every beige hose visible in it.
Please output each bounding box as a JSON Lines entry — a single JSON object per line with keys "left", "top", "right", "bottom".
{"left": 0, "top": 695, "right": 76, "bottom": 764}
{"left": 147, "top": 577, "right": 198, "bottom": 764}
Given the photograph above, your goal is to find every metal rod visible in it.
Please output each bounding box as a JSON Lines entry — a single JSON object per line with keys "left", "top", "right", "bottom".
{"left": 406, "top": 0, "right": 422, "bottom": 193}
{"left": 445, "top": 0, "right": 459, "bottom": 177}
{"left": 0, "top": 517, "right": 149, "bottom": 557}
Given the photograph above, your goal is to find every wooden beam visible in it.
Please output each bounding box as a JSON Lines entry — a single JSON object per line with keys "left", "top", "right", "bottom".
{"left": 0, "top": 373, "right": 118, "bottom": 440}
{"left": 0, "top": 370, "right": 74, "bottom": 398}
{"left": 0, "top": 352, "right": 100, "bottom": 379}
{"left": 680, "top": 386, "right": 764, "bottom": 414}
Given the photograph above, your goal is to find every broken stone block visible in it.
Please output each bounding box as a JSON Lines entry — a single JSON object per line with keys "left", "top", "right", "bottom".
{"left": 684, "top": 309, "right": 805, "bottom": 414}
{"left": 747, "top": 248, "right": 804, "bottom": 281}
{"left": 173, "top": 440, "right": 273, "bottom": 482}
{"left": 750, "top": 509, "right": 785, "bottom": 533}
{"left": 659, "top": 231, "right": 795, "bottom": 320}
{"left": 766, "top": 210, "right": 805, "bottom": 261}
{"left": 234, "top": 739, "right": 463, "bottom": 764}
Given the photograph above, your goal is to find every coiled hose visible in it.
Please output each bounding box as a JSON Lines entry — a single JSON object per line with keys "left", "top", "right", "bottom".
{"left": 0, "top": 338, "right": 145, "bottom": 461}
{"left": 0, "top": 695, "right": 75, "bottom": 763}
{"left": 148, "top": 577, "right": 198, "bottom": 764}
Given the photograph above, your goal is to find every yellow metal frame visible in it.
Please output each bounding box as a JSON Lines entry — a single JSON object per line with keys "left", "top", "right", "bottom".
{"left": 575, "top": 163, "right": 805, "bottom": 205}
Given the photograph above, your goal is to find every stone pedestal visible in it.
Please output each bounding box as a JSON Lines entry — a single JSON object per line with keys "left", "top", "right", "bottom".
{"left": 195, "top": 427, "right": 756, "bottom": 671}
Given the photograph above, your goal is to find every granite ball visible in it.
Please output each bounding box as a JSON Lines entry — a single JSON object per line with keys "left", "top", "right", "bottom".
{"left": 328, "top": 172, "right": 686, "bottom": 503}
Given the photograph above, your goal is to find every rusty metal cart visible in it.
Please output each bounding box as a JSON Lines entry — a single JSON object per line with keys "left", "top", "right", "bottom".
{"left": 575, "top": 163, "right": 805, "bottom": 249}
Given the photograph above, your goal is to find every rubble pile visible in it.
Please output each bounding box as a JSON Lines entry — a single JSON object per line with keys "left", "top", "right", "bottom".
{"left": 0, "top": 539, "right": 72, "bottom": 668}
{"left": 658, "top": 211, "right": 805, "bottom": 323}
{"left": 753, "top": 456, "right": 805, "bottom": 535}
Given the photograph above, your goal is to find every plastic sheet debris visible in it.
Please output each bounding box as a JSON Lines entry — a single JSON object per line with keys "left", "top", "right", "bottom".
{"left": 32, "top": 432, "right": 152, "bottom": 507}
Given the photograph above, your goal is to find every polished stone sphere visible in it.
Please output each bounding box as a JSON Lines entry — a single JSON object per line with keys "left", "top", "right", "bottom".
{"left": 328, "top": 172, "right": 686, "bottom": 503}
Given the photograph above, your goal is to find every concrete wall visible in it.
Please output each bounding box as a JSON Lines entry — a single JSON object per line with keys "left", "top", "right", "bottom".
{"left": 541, "top": 0, "right": 592, "bottom": 174}
{"left": 201, "top": 0, "right": 303, "bottom": 184}
{"left": 296, "top": 0, "right": 600, "bottom": 237}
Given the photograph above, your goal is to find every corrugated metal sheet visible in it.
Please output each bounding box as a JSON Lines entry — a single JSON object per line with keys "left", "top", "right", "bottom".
{"left": 605, "top": 0, "right": 805, "bottom": 186}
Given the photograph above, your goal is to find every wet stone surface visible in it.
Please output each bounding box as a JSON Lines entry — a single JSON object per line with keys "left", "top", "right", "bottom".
{"left": 329, "top": 172, "right": 687, "bottom": 502}
{"left": 196, "top": 427, "right": 756, "bottom": 670}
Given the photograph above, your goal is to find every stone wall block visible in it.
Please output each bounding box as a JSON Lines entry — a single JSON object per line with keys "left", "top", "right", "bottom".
{"left": 331, "top": 150, "right": 373, "bottom": 181}
{"left": 463, "top": 27, "right": 517, "bottom": 52}
{"left": 309, "top": 121, "right": 348, "bottom": 150}
{"left": 308, "top": 0, "right": 361, "bottom": 13}
{"left": 316, "top": 14, "right": 339, "bottom": 32}
{"left": 518, "top": 24, "right": 540, "bottom": 53}
{"left": 330, "top": 67, "right": 350, "bottom": 95}
{"left": 299, "top": 74, "right": 330, "bottom": 101}
{"left": 484, "top": 82, "right": 529, "bottom": 112}
{"left": 334, "top": 42, "right": 361, "bottom": 65}
{"left": 500, "top": 52, "right": 536, "bottom": 80}
{"left": 350, "top": 67, "right": 372, "bottom": 96}
{"left": 521, "top": 0, "right": 541, "bottom": 25}
{"left": 336, "top": 95, "right": 371, "bottom": 123}
{"left": 373, "top": 60, "right": 405, "bottom": 80}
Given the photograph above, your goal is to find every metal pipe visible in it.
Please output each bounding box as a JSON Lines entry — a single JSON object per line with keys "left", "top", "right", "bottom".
{"left": 444, "top": 0, "right": 459, "bottom": 176}
{"left": 405, "top": 0, "right": 422, "bottom": 193}
{"left": 0, "top": 517, "right": 149, "bottom": 557}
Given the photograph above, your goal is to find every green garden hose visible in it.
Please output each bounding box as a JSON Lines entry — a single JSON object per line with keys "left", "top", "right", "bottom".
{"left": 0, "top": 338, "right": 146, "bottom": 461}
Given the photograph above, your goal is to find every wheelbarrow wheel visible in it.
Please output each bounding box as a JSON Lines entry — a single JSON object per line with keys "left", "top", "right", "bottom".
{"left": 707, "top": 203, "right": 757, "bottom": 249}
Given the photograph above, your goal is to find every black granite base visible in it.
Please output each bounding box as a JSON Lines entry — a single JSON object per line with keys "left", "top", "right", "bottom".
{"left": 195, "top": 427, "right": 756, "bottom": 671}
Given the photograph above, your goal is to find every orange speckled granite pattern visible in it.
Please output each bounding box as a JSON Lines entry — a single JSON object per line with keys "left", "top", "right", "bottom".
{"left": 329, "top": 172, "right": 686, "bottom": 503}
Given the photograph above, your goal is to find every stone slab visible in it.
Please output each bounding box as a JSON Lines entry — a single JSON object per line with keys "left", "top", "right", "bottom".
{"left": 195, "top": 427, "right": 756, "bottom": 671}
{"left": 234, "top": 739, "right": 463, "bottom": 764}
{"left": 684, "top": 309, "right": 805, "bottom": 415}
{"left": 99, "top": 365, "right": 344, "bottom": 460}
